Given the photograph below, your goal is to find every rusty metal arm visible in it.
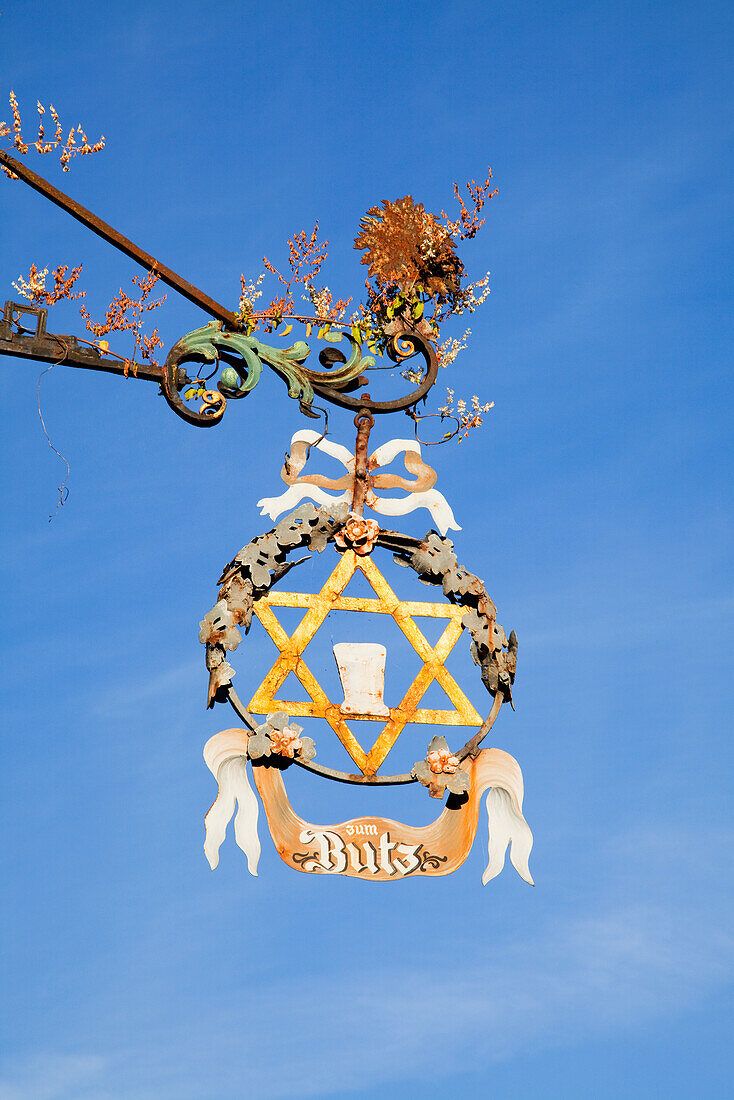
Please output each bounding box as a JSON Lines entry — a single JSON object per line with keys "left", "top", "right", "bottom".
{"left": 0, "top": 300, "right": 189, "bottom": 386}
{"left": 0, "top": 152, "right": 439, "bottom": 422}
{"left": 0, "top": 150, "right": 239, "bottom": 327}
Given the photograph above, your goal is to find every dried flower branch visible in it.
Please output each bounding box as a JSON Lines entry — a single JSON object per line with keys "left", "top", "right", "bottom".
{"left": 12, "top": 263, "right": 85, "bottom": 305}
{"left": 229, "top": 171, "right": 497, "bottom": 437}
{"left": 303, "top": 284, "right": 352, "bottom": 323}
{"left": 1, "top": 91, "right": 104, "bottom": 176}
{"left": 9, "top": 262, "right": 164, "bottom": 367}
{"left": 238, "top": 224, "right": 351, "bottom": 334}
{"left": 437, "top": 328, "right": 471, "bottom": 368}
{"left": 438, "top": 388, "right": 494, "bottom": 440}
{"left": 238, "top": 272, "right": 266, "bottom": 320}
{"left": 441, "top": 170, "right": 498, "bottom": 240}
{"left": 79, "top": 271, "right": 165, "bottom": 365}
{"left": 257, "top": 225, "right": 327, "bottom": 328}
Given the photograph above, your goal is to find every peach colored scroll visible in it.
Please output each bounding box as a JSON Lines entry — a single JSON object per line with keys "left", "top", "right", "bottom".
{"left": 252, "top": 747, "right": 533, "bottom": 884}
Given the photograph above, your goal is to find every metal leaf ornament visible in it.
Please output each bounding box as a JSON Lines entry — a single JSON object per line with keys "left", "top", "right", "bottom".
{"left": 198, "top": 600, "right": 242, "bottom": 650}
{"left": 248, "top": 711, "right": 317, "bottom": 762}
{"left": 354, "top": 195, "right": 465, "bottom": 302}
{"left": 412, "top": 735, "right": 471, "bottom": 799}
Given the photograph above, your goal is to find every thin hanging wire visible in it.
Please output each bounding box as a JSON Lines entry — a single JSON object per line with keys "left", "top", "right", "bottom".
{"left": 36, "top": 360, "right": 71, "bottom": 520}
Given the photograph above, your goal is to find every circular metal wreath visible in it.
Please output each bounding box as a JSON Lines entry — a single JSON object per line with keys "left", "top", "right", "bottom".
{"left": 200, "top": 503, "right": 518, "bottom": 785}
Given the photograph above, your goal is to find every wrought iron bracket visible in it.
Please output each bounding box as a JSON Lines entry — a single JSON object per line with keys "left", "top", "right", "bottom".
{"left": 1, "top": 150, "right": 440, "bottom": 424}
{"left": 0, "top": 299, "right": 188, "bottom": 387}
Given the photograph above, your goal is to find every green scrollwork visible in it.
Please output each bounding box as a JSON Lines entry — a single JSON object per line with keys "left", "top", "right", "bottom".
{"left": 176, "top": 320, "right": 374, "bottom": 407}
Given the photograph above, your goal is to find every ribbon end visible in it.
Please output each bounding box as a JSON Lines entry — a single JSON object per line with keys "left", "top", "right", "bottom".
{"left": 483, "top": 785, "right": 534, "bottom": 887}
{"left": 203, "top": 735, "right": 261, "bottom": 875}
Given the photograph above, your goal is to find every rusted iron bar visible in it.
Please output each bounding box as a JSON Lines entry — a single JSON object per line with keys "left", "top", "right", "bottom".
{"left": 351, "top": 408, "right": 374, "bottom": 515}
{"left": 0, "top": 155, "right": 442, "bottom": 418}
{"left": 0, "top": 150, "right": 240, "bottom": 329}
{"left": 457, "top": 691, "right": 504, "bottom": 762}
{"left": 0, "top": 301, "right": 188, "bottom": 385}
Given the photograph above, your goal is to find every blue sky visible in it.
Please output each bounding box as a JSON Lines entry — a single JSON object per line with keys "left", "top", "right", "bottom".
{"left": 1, "top": 1, "right": 733, "bottom": 1096}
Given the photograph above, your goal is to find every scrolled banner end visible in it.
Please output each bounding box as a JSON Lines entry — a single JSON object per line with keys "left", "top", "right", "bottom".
{"left": 203, "top": 729, "right": 260, "bottom": 876}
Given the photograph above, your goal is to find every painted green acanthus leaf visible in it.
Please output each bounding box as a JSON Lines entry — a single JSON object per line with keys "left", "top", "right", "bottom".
{"left": 177, "top": 321, "right": 263, "bottom": 393}
{"left": 177, "top": 320, "right": 375, "bottom": 407}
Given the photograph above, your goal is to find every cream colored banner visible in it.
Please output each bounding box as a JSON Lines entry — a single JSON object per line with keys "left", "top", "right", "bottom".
{"left": 204, "top": 729, "right": 533, "bottom": 885}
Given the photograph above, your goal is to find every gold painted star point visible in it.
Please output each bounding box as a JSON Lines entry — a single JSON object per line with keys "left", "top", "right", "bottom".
{"left": 247, "top": 549, "right": 482, "bottom": 775}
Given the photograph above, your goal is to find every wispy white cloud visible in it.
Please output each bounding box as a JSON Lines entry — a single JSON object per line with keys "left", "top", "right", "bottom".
{"left": 519, "top": 589, "right": 734, "bottom": 650}
{"left": 223, "top": 899, "right": 734, "bottom": 1097}
{"left": 0, "top": 1054, "right": 109, "bottom": 1100}
{"left": 9, "top": 825, "right": 728, "bottom": 1099}
{"left": 87, "top": 659, "right": 201, "bottom": 718}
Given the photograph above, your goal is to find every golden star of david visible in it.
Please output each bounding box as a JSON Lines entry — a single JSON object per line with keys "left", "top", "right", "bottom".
{"left": 247, "top": 549, "right": 482, "bottom": 775}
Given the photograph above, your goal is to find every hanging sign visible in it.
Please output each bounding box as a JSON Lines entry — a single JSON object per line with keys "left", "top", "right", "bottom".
{"left": 200, "top": 425, "right": 533, "bottom": 886}
{"left": 0, "top": 145, "right": 533, "bottom": 888}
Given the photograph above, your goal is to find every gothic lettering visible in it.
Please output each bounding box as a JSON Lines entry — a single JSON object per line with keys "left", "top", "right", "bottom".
{"left": 296, "top": 829, "right": 346, "bottom": 873}
{"left": 362, "top": 840, "right": 379, "bottom": 874}
{"left": 344, "top": 822, "right": 378, "bottom": 837}
{"left": 378, "top": 832, "right": 397, "bottom": 876}
{"left": 392, "top": 842, "right": 422, "bottom": 875}
{"left": 292, "top": 828, "right": 447, "bottom": 877}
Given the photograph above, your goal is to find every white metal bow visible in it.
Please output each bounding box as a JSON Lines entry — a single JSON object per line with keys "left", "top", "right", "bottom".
{"left": 257, "top": 430, "right": 461, "bottom": 535}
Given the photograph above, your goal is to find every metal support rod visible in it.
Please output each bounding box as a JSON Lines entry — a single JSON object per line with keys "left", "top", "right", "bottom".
{"left": 0, "top": 150, "right": 240, "bottom": 329}
{"left": 0, "top": 300, "right": 189, "bottom": 385}
{"left": 351, "top": 408, "right": 374, "bottom": 516}
{"left": 1, "top": 155, "right": 443, "bottom": 421}
{"left": 456, "top": 690, "right": 504, "bottom": 762}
